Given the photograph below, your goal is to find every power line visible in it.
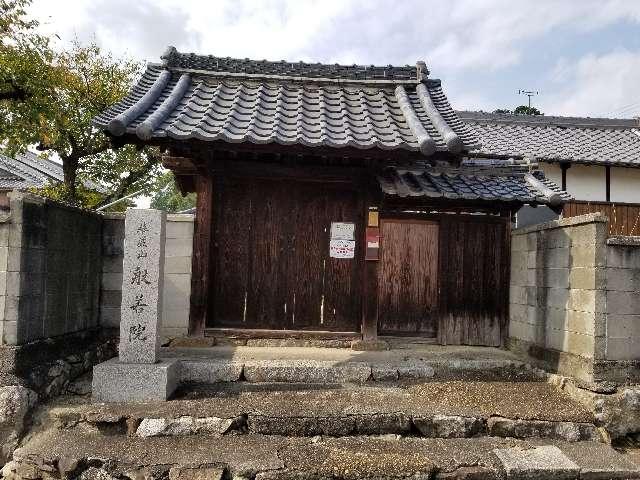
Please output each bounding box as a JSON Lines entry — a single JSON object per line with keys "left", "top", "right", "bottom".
{"left": 601, "top": 98, "right": 640, "bottom": 118}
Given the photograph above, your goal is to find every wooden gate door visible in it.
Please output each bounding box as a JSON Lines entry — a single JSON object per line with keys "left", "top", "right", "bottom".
{"left": 210, "top": 177, "right": 362, "bottom": 332}
{"left": 377, "top": 219, "right": 439, "bottom": 336}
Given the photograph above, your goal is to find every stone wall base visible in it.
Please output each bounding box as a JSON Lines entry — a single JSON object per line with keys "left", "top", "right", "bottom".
{"left": 508, "top": 337, "right": 595, "bottom": 384}
{"left": 0, "top": 329, "right": 118, "bottom": 398}
{"left": 508, "top": 337, "right": 640, "bottom": 385}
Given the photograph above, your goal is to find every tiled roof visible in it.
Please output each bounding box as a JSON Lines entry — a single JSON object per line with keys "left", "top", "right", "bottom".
{"left": 379, "top": 165, "right": 570, "bottom": 206}
{"left": 161, "top": 48, "right": 417, "bottom": 81}
{"left": 458, "top": 111, "right": 640, "bottom": 167}
{"left": 0, "top": 152, "right": 60, "bottom": 189}
{"left": 0, "top": 151, "right": 102, "bottom": 191}
{"left": 93, "top": 48, "right": 478, "bottom": 157}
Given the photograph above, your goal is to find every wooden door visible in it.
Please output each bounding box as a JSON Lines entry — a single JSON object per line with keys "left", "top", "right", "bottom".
{"left": 377, "top": 219, "right": 439, "bottom": 336}
{"left": 437, "top": 217, "right": 509, "bottom": 347}
{"left": 210, "top": 177, "right": 362, "bottom": 332}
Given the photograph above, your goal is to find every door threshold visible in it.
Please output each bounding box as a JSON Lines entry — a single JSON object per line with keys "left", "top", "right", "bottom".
{"left": 205, "top": 327, "right": 361, "bottom": 340}
{"left": 382, "top": 336, "right": 438, "bottom": 345}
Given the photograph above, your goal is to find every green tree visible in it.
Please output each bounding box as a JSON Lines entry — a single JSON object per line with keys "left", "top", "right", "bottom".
{"left": 513, "top": 105, "right": 542, "bottom": 115}
{"left": 493, "top": 106, "right": 543, "bottom": 116}
{"left": 0, "top": 1, "right": 161, "bottom": 208}
{"left": 150, "top": 172, "right": 196, "bottom": 213}
{"left": 0, "top": 0, "right": 51, "bottom": 102}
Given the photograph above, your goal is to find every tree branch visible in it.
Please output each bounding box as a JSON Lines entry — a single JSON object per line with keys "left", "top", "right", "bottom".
{"left": 0, "top": 79, "right": 28, "bottom": 101}
{"left": 94, "top": 151, "right": 159, "bottom": 208}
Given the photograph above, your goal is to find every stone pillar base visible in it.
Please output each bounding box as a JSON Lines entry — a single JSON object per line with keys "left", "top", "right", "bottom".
{"left": 92, "top": 358, "right": 179, "bottom": 402}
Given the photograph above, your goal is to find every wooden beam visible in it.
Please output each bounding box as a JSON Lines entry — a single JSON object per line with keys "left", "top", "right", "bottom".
{"left": 188, "top": 173, "right": 214, "bottom": 336}
{"left": 560, "top": 163, "right": 570, "bottom": 192}
{"left": 114, "top": 132, "right": 462, "bottom": 164}
{"left": 362, "top": 259, "right": 379, "bottom": 341}
{"left": 606, "top": 165, "right": 611, "bottom": 202}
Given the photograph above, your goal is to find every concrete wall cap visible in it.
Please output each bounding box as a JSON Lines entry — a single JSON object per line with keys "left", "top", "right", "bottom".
{"left": 8, "top": 190, "right": 46, "bottom": 204}
{"left": 100, "top": 212, "right": 125, "bottom": 220}
{"left": 167, "top": 214, "right": 195, "bottom": 222}
{"left": 513, "top": 212, "right": 609, "bottom": 236}
{"left": 607, "top": 236, "right": 640, "bottom": 247}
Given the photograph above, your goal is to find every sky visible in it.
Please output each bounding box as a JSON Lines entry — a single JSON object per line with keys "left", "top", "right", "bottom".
{"left": 28, "top": 0, "right": 640, "bottom": 119}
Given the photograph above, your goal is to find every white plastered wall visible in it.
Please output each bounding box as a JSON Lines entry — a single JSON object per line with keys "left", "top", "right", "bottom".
{"left": 540, "top": 163, "right": 562, "bottom": 190}
{"left": 610, "top": 167, "right": 640, "bottom": 204}
{"left": 565, "top": 164, "right": 607, "bottom": 202}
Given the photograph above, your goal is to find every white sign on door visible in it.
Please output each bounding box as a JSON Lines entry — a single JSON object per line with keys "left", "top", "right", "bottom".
{"left": 330, "top": 239, "right": 355, "bottom": 259}
{"left": 330, "top": 222, "right": 355, "bottom": 240}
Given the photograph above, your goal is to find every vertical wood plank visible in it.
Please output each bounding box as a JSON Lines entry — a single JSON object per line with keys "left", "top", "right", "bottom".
{"left": 245, "top": 179, "right": 288, "bottom": 329}
{"left": 211, "top": 180, "right": 251, "bottom": 327}
{"left": 189, "top": 173, "right": 213, "bottom": 336}
{"left": 437, "top": 216, "right": 508, "bottom": 346}
{"left": 563, "top": 200, "right": 640, "bottom": 236}
{"left": 377, "top": 219, "right": 439, "bottom": 336}
{"left": 323, "top": 188, "right": 362, "bottom": 331}
{"left": 288, "top": 184, "right": 325, "bottom": 329}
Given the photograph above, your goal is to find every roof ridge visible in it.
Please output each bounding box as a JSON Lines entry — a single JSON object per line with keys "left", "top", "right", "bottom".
{"left": 159, "top": 46, "right": 420, "bottom": 81}
{"left": 457, "top": 110, "right": 639, "bottom": 129}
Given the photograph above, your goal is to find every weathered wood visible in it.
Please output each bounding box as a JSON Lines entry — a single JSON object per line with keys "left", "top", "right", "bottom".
{"left": 437, "top": 216, "right": 509, "bottom": 346}
{"left": 322, "top": 189, "right": 362, "bottom": 331}
{"left": 204, "top": 328, "right": 360, "bottom": 339}
{"left": 188, "top": 173, "right": 213, "bottom": 336}
{"left": 208, "top": 176, "right": 363, "bottom": 332}
{"left": 211, "top": 180, "right": 251, "bottom": 327}
{"left": 362, "top": 260, "right": 379, "bottom": 341}
{"left": 377, "top": 219, "right": 439, "bottom": 336}
{"left": 287, "top": 185, "right": 325, "bottom": 329}
{"left": 563, "top": 200, "right": 640, "bottom": 236}
{"left": 246, "top": 180, "right": 289, "bottom": 329}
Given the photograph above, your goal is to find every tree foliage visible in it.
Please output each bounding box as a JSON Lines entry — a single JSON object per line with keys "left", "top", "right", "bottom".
{"left": 0, "top": 0, "right": 162, "bottom": 208}
{"left": 150, "top": 172, "right": 196, "bottom": 213}
{"left": 513, "top": 105, "right": 542, "bottom": 115}
{"left": 0, "top": 0, "right": 52, "bottom": 102}
{"left": 493, "top": 106, "right": 543, "bottom": 116}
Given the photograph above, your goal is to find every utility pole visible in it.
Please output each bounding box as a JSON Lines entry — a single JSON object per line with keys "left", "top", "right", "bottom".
{"left": 518, "top": 89, "right": 539, "bottom": 108}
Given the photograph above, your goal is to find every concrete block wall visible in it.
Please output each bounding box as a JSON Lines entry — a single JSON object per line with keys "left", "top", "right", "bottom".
{"left": 605, "top": 237, "right": 640, "bottom": 362}
{"left": 510, "top": 212, "right": 640, "bottom": 383}
{"left": 99, "top": 213, "right": 194, "bottom": 338}
{"left": 0, "top": 192, "right": 102, "bottom": 345}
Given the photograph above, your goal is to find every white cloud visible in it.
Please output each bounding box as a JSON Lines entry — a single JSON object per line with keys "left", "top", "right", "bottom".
{"left": 30, "top": 0, "right": 640, "bottom": 69}
{"left": 540, "top": 50, "right": 640, "bottom": 118}
{"left": 26, "top": 0, "right": 640, "bottom": 117}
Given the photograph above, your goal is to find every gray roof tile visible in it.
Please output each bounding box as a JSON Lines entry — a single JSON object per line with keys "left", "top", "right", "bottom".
{"left": 94, "top": 50, "right": 479, "bottom": 156}
{"left": 458, "top": 111, "right": 640, "bottom": 167}
{"left": 0, "top": 151, "right": 103, "bottom": 191}
{"left": 379, "top": 165, "right": 570, "bottom": 206}
{"left": 161, "top": 47, "right": 417, "bottom": 81}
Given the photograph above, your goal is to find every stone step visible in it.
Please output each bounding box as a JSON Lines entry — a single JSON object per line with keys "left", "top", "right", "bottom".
{"left": 171, "top": 356, "right": 542, "bottom": 384}
{"left": 6, "top": 430, "right": 640, "bottom": 480}
{"left": 58, "top": 381, "right": 600, "bottom": 442}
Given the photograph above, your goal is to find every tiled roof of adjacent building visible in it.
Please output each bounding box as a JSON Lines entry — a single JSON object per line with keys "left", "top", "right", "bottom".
{"left": 458, "top": 111, "right": 640, "bottom": 167}
{"left": 0, "top": 151, "right": 103, "bottom": 191}
{"left": 379, "top": 165, "right": 569, "bottom": 207}
{"left": 93, "top": 47, "right": 479, "bottom": 156}
{"left": 0, "top": 151, "right": 64, "bottom": 190}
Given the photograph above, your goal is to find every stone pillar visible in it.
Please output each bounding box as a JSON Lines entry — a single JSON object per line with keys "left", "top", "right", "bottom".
{"left": 119, "top": 209, "right": 165, "bottom": 364}
{"left": 92, "top": 209, "right": 178, "bottom": 403}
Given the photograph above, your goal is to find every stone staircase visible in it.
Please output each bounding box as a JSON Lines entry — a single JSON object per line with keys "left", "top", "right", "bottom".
{"left": 4, "top": 378, "right": 640, "bottom": 479}
{"left": 5, "top": 348, "right": 640, "bottom": 479}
